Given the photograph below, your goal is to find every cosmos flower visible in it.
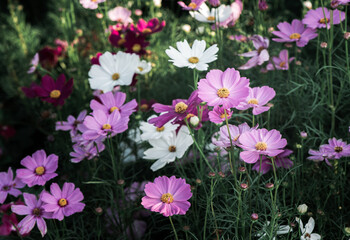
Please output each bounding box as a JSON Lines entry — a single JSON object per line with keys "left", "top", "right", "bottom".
{"left": 130, "top": 18, "right": 166, "bottom": 35}
{"left": 124, "top": 31, "right": 150, "bottom": 56}
{"left": 90, "top": 91, "right": 137, "bottom": 118}
{"left": 55, "top": 110, "right": 87, "bottom": 137}
{"left": 165, "top": 39, "right": 218, "bottom": 71}
{"left": 296, "top": 217, "right": 321, "bottom": 240}
{"left": 27, "top": 53, "right": 39, "bottom": 74}
{"left": 272, "top": 19, "right": 318, "bottom": 47}
{"left": 208, "top": 106, "right": 232, "bottom": 124}
{"left": 197, "top": 68, "right": 250, "bottom": 109}
{"left": 302, "top": 7, "right": 345, "bottom": 29}
{"left": 236, "top": 86, "right": 276, "bottom": 115}
{"left": 41, "top": 182, "right": 85, "bottom": 221}
{"left": 178, "top": 0, "right": 206, "bottom": 11}
{"left": 135, "top": 60, "right": 152, "bottom": 75}
{"left": 109, "top": 30, "right": 127, "bottom": 48}
{"left": 320, "top": 138, "right": 350, "bottom": 159}
{"left": 252, "top": 149, "right": 293, "bottom": 174}
{"left": 124, "top": 181, "right": 148, "bottom": 202}
{"left": 307, "top": 146, "right": 334, "bottom": 166}
{"left": 108, "top": 6, "right": 133, "bottom": 25}
{"left": 256, "top": 221, "right": 292, "bottom": 240}
{"left": 190, "top": 3, "right": 232, "bottom": 23}
{"left": 238, "top": 35, "right": 269, "bottom": 70}
{"left": 141, "top": 176, "right": 192, "bottom": 217}
{"left": 34, "top": 74, "right": 73, "bottom": 106}
{"left": 88, "top": 51, "right": 140, "bottom": 92}
{"left": 266, "top": 50, "right": 295, "bottom": 71}
{"left": 213, "top": 0, "right": 243, "bottom": 28}
{"left": 239, "top": 128, "right": 287, "bottom": 164}
{"left": 143, "top": 126, "right": 194, "bottom": 171}
{"left": 79, "top": 0, "right": 105, "bottom": 9}
{"left": 16, "top": 150, "right": 58, "bottom": 187}
{"left": 70, "top": 141, "right": 105, "bottom": 163}
{"left": 0, "top": 168, "right": 25, "bottom": 204}
{"left": 11, "top": 193, "right": 52, "bottom": 237}
{"left": 213, "top": 122, "right": 254, "bottom": 148}
{"left": 140, "top": 115, "right": 179, "bottom": 141}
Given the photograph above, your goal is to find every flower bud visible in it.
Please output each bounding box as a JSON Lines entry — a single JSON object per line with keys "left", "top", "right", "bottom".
{"left": 251, "top": 213, "right": 259, "bottom": 221}
{"left": 117, "top": 179, "right": 125, "bottom": 185}
{"left": 208, "top": 172, "right": 216, "bottom": 177}
{"left": 297, "top": 204, "right": 308, "bottom": 214}
{"left": 303, "top": 1, "right": 312, "bottom": 10}
{"left": 182, "top": 24, "right": 191, "bottom": 33}
{"left": 95, "top": 207, "right": 103, "bottom": 214}
{"left": 300, "top": 131, "right": 307, "bottom": 139}
{"left": 265, "top": 182, "right": 274, "bottom": 189}
{"left": 320, "top": 42, "right": 328, "bottom": 48}
{"left": 240, "top": 183, "right": 248, "bottom": 190}
{"left": 218, "top": 171, "right": 226, "bottom": 178}
{"left": 195, "top": 178, "right": 202, "bottom": 184}
{"left": 258, "top": 0, "right": 268, "bottom": 11}
{"left": 190, "top": 116, "right": 200, "bottom": 127}
{"left": 344, "top": 227, "right": 350, "bottom": 236}
{"left": 344, "top": 32, "right": 350, "bottom": 40}
{"left": 238, "top": 166, "right": 246, "bottom": 173}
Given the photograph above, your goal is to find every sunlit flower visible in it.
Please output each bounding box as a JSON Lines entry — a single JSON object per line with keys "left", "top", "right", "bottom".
{"left": 208, "top": 106, "right": 232, "bottom": 124}
{"left": 213, "top": 122, "right": 254, "bottom": 148}
{"left": 130, "top": 18, "right": 166, "bottom": 35}
{"left": 108, "top": 6, "right": 133, "bottom": 25}
{"left": 190, "top": 3, "right": 232, "bottom": 23}
{"left": 79, "top": 0, "right": 105, "bottom": 9}
{"left": 135, "top": 60, "right": 152, "bottom": 75}
{"left": 296, "top": 217, "right": 321, "bottom": 240}
{"left": 302, "top": 7, "right": 345, "bottom": 29}
{"left": 252, "top": 149, "right": 293, "bottom": 174}
{"left": 214, "top": 0, "right": 243, "bottom": 28}
{"left": 238, "top": 35, "right": 269, "bottom": 70}
{"left": 140, "top": 115, "right": 179, "bottom": 141}
{"left": 178, "top": 0, "right": 206, "bottom": 11}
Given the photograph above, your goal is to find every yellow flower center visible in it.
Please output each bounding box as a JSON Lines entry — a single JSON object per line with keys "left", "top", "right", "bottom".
{"left": 233, "top": 135, "right": 240, "bottom": 141}
{"left": 188, "top": 2, "right": 197, "bottom": 9}
{"left": 156, "top": 126, "right": 165, "bottom": 132}
{"left": 289, "top": 33, "right": 301, "bottom": 40}
{"left": 109, "top": 106, "right": 119, "bottom": 113}
{"left": 32, "top": 208, "right": 41, "bottom": 216}
{"left": 132, "top": 44, "right": 142, "bottom": 52}
{"left": 279, "top": 61, "right": 286, "bottom": 67}
{"left": 217, "top": 88, "right": 230, "bottom": 98}
{"left": 161, "top": 193, "right": 174, "bottom": 204}
{"left": 35, "top": 166, "right": 45, "bottom": 176}
{"left": 319, "top": 18, "right": 329, "bottom": 24}
{"left": 117, "top": 38, "right": 126, "bottom": 46}
{"left": 50, "top": 90, "right": 61, "bottom": 99}
{"left": 112, "top": 73, "right": 120, "bottom": 80}
{"left": 140, "top": 104, "right": 148, "bottom": 111}
{"left": 102, "top": 124, "right": 112, "bottom": 130}
{"left": 334, "top": 146, "right": 343, "bottom": 152}
{"left": 175, "top": 102, "right": 188, "bottom": 113}
{"left": 138, "top": 67, "right": 144, "bottom": 72}
{"left": 58, "top": 198, "right": 68, "bottom": 207}
{"left": 220, "top": 113, "right": 226, "bottom": 119}
{"left": 168, "top": 145, "right": 176, "bottom": 152}
{"left": 186, "top": 113, "right": 195, "bottom": 119}
{"left": 255, "top": 142, "right": 267, "bottom": 151}
{"left": 248, "top": 98, "right": 259, "bottom": 105}
{"left": 188, "top": 57, "right": 199, "bottom": 64}
{"left": 142, "top": 28, "right": 152, "bottom": 34}
{"left": 207, "top": 16, "right": 215, "bottom": 21}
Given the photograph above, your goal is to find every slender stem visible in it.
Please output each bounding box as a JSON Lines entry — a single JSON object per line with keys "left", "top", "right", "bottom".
{"left": 249, "top": 222, "right": 254, "bottom": 240}
{"left": 193, "top": 69, "right": 198, "bottom": 89}
{"left": 210, "top": 179, "right": 219, "bottom": 240}
{"left": 169, "top": 216, "right": 179, "bottom": 240}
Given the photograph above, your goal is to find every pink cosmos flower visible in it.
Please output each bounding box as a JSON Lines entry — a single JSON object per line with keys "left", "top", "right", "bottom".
{"left": 178, "top": 0, "right": 206, "bottom": 10}
{"left": 239, "top": 128, "right": 287, "bottom": 163}
{"left": 302, "top": 7, "right": 345, "bottom": 29}
{"left": 238, "top": 35, "right": 270, "bottom": 70}
{"left": 16, "top": 150, "right": 58, "bottom": 187}
{"left": 236, "top": 86, "right": 276, "bottom": 115}
{"left": 11, "top": 193, "right": 52, "bottom": 237}
{"left": 130, "top": 18, "right": 166, "bottom": 35}
{"left": 0, "top": 168, "right": 25, "bottom": 204}
{"left": 141, "top": 176, "right": 192, "bottom": 217}
{"left": 197, "top": 68, "right": 250, "bottom": 109}
{"left": 272, "top": 19, "right": 318, "bottom": 47}
{"left": 230, "top": 35, "right": 249, "bottom": 42}
{"left": 41, "top": 182, "right": 85, "bottom": 221}
{"left": 208, "top": 106, "right": 232, "bottom": 124}
{"left": 321, "top": 138, "right": 350, "bottom": 159}
{"left": 70, "top": 141, "right": 105, "bottom": 163}
{"left": 34, "top": 74, "right": 74, "bottom": 106}
{"left": 266, "top": 50, "right": 294, "bottom": 71}
{"left": 56, "top": 110, "right": 87, "bottom": 137}
{"left": 213, "top": 122, "right": 254, "bottom": 148}
{"left": 108, "top": 6, "right": 133, "bottom": 25}
{"left": 27, "top": 53, "right": 39, "bottom": 74}
{"left": 124, "top": 31, "right": 150, "bottom": 56}
{"left": 149, "top": 90, "right": 202, "bottom": 127}
{"left": 213, "top": 0, "right": 242, "bottom": 28}
{"left": 90, "top": 92, "right": 137, "bottom": 118}
{"left": 79, "top": 0, "right": 105, "bottom": 9}
{"left": 208, "top": 0, "right": 220, "bottom": 6}
{"left": 252, "top": 149, "right": 293, "bottom": 174}
{"left": 307, "top": 146, "right": 334, "bottom": 166}
{"left": 82, "top": 109, "right": 129, "bottom": 140}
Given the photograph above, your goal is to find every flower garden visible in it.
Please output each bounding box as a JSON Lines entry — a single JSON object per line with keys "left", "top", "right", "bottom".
{"left": 1, "top": 0, "right": 350, "bottom": 239}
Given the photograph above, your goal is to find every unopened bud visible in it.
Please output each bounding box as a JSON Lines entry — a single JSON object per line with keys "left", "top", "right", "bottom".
{"left": 320, "top": 42, "right": 328, "bottom": 48}
{"left": 297, "top": 204, "right": 308, "bottom": 214}
{"left": 303, "top": 1, "right": 312, "bottom": 10}
{"left": 265, "top": 182, "right": 274, "bottom": 189}
{"left": 195, "top": 178, "right": 202, "bottom": 184}
{"left": 240, "top": 183, "right": 248, "bottom": 190}
{"left": 344, "top": 227, "right": 350, "bottom": 236}
{"left": 344, "top": 32, "right": 350, "bottom": 40}
{"left": 183, "top": 225, "right": 190, "bottom": 231}
{"left": 238, "top": 166, "right": 246, "bottom": 173}
{"left": 190, "top": 116, "right": 200, "bottom": 127}
{"left": 95, "top": 207, "right": 103, "bottom": 214}
{"left": 251, "top": 213, "right": 259, "bottom": 221}
{"left": 182, "top": 24, "right": 191, "bottom": 33}
{"left": 117, "top": 179, "right": 125, "bottom": 185}
{"left": 208, "top": 172, "right": 216, "bottom": 177}
{"left": 300, "top": 131, "right": 307, "bottom": 139}
{"left": 218, "top": 171, "right": 225, "bottom": 178}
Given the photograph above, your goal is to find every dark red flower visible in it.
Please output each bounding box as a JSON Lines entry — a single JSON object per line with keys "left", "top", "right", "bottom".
{"left": 139, "top": 99, "right": 157, "bottom": 112}
{"left": 90, "top": 52, "right": 103, "bottom": 65}
{"left": 0, "top": 125, "right": 16, "bottom": 140}
{"left": 38, "top": 46, "right": 60, "bottom": 69}
{"left": 124, "top": 31, "right": 149, "bottom": 56}
{"left": 21, "top": 82, "right": 40, "bottom": 98}
{"left": 109, "top": 29, "right": 127, "bottom": 48}
{"left": 34, "top": 74, "right": 73, "bottom": 106}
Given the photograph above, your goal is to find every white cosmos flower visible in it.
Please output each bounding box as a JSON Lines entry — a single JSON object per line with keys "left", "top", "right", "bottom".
{"left": 88, "top": 51, "right": 140, "bottom": 92}
{"left": 140, "top": 115, "right": 179, "bottom": 141}
{"left": 296, "top": 217, "right": 321, "bottom": 240}
{"left": 165, "top": 39, "right": 218, "bottom": 71}
{"left": 143, "top": 126, "right": 193, "bottom": 171}
{"left": 190, "top": 3, "right": 232, "bottom": 23}
{"left": 135, "top": 60, "right": 152, "bottom": 75}
{"left": 256, "top": 221, "right": 292, "bottom": 240}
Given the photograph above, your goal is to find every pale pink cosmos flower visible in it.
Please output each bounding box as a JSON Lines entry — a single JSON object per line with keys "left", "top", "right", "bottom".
{"left": 266, "top": 50, "right": 294, "bottom": 71}
{"left": 197, "top": 68, "right": 250, "bottom": 109}
{"left": 141, "top": 176, "right": 192, "bottom": 217}
{"left": 178, "top": 0, "right": 206, "bottom": 10}
{"left": 213, "top": 0, "right": 243, "bottom": 28}
{"left": 208, "top": 106, "right": 233, "bottom": 124}
{"left": 41, "top": 182, "right": 85, "bottom": 221}
{"left": 70, "top": 141, "right": 105, "bottom": 163}
{"left": 108, "top": 6, "right": 133, "bottom": 25}
{"left": 239, "top": 128, "right": 287, "bottom": 164}
{"left": 16, "top": 150, "right": 58, "bottom": 187}
{"left": 79, "top": 0, "right": 105, "bottom": 10}
{"left": 236, "top": 86, "right": 276, "bottom": 115}
{"left": 238, "top": 35, "right": 270, "bottom": 70}
{"left": 213, "top": 122, "right": 255, "bottom": 148}
{"left": 55, "top": 110, "right": 87, "bottom": 137}
{"left": 302, "top": 7, "right": 345, "bottom": 29}
{"left": 11, "top": 193, "right": 52, "bottom": 237}
{"left": 0, "top": 167, "right": 25, "bottom": 204}
{"left": 252, "top": 149, "right": 293, "bottom": 174}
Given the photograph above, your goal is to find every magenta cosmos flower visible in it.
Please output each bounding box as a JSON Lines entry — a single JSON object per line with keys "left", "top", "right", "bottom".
{"left": 266, "top": 50, "right": 294, "bottom": 71}
{"left": 130, "top": 18, "right": 166, "bottom": 35}
{"left": 238, "top": 35, "right": 269, "bottom": 70}
{"left": 90, "top": 91, "right": 137, "bottom": 118}
{"left": 321, "top": 138, "right": 350, "bottom": 159}
{"left": 41, "top": 182, "right": 85, "bottom": 221}
{"left": 239, "top": 128, "right": 287, "bottom": 164}
{"left": 56, "top": 110, "right": 87, "bottom": 137}
{"left": 141, "top": 176, "right": 192, "bottom": 217}
{"left": 11, "top": 193, "right": 52, "bottom": 237}
{"left": 82, "top": 109, "right": 129, "bottom": 140}
{"left": 252, "top": 149, "right": 293, "bottom": 174}
{"left": 34, "top": 74, "right": 73, "bottom": 106}
{"left": 198, "top": 68, "right": 250, "bottom": 109}
{"left": 208, "top": 106, "right": 233, "bottom": 124}
{"left": 16, "top": 150, "right": 58, "bottom": 187}
{"left": 236, "top": 86, "right": 276, "bottom": 115}
{"left": 178, "top": 0, "right": 206, "bottom": 10}
{"left": 0, "top": 167, "right": 25, "bottom": 204}
{"left": 302, "top": 7, "right": 345, "bottom": 29}
{"left": 272, "top": 19, "right": 318, "bottom": 47}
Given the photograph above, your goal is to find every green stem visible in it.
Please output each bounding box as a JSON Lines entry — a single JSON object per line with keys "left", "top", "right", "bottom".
{"left": 210, "top": 179, "right": 219, "bottom": 240}
{"left": 169, "top": 216, "right": 179, "bottom": 240}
